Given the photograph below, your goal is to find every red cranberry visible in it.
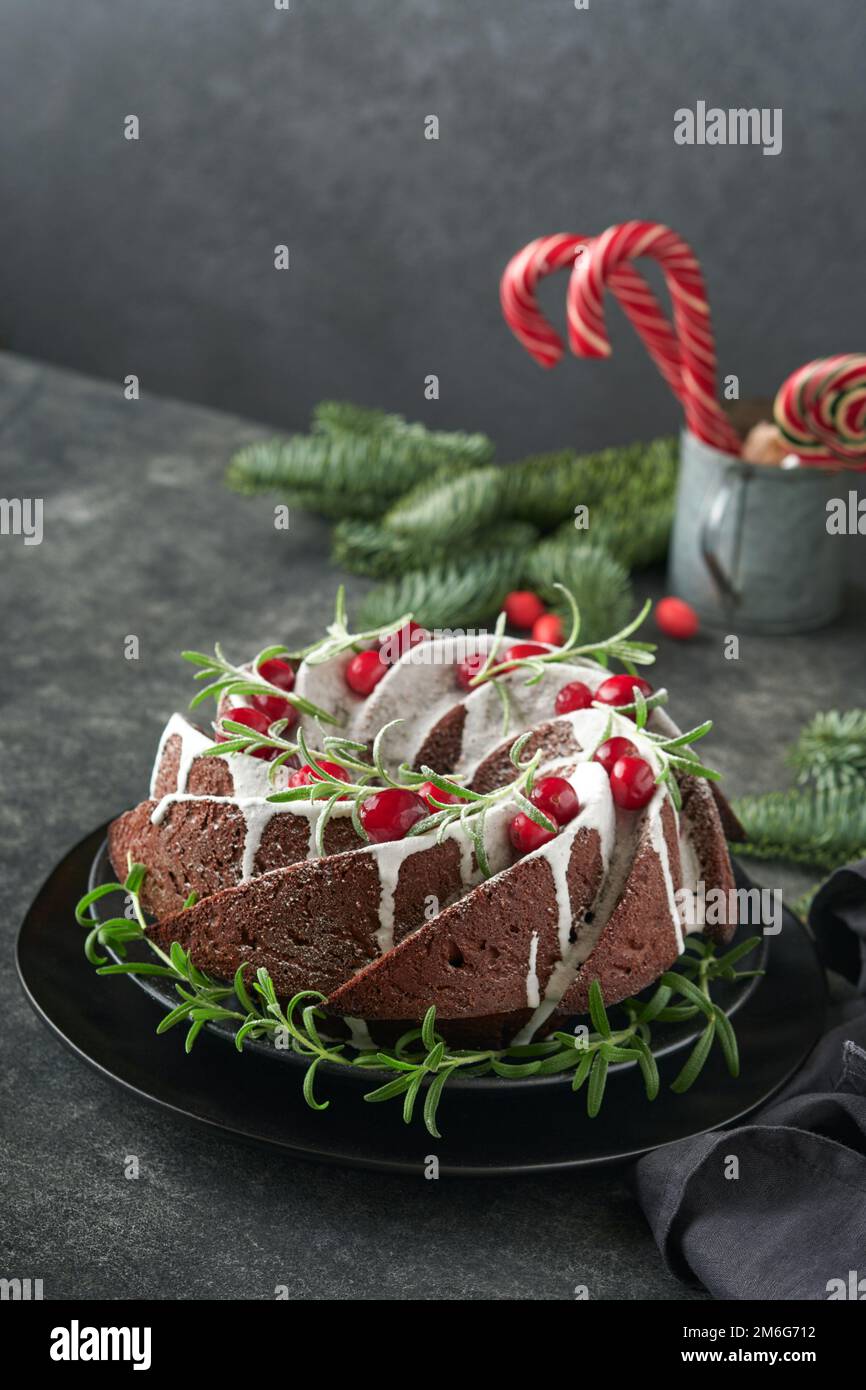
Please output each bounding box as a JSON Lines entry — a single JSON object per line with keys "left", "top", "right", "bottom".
{"left": 257, "top": 658, "right": 295, "bottom": 692}
{"left": 593, "top": 736, "right": 638, "bottom": 775}
{"left": 532, "top": 612, "right": 564, "bottom": 646}
{"left": 502, "top": 642, "right": 550, "bottom": 665}
{"left": 609, "top": 756, "right": 656, "bottom": 810}
{"left": 456, "top": 652, "right": 488, "bottom": 690}
{"left": 359, "top": 788, "right": 430, "bottom": 843}
{"left": 655, "top": 596, "right": 699, "bottom": 641}
{"left": 554, "top": 680, "right": 594, "bottom": 716}
{"left": 287, "top": 760, "right": 348, "bottom": 787}
{"left": 379, "top": 621, "right": 430, "bottom": 664}
{"left": 216, "top": 706, "right": 274, "bottom": 759}
{"left": 252, "top": 658, "right": 298, "bottom": 726}
{"left": 503, "top": 590, "right": 546, "bottom": 630}
{"left": 509, "top": 811, "right": 557, "bottom": 855}
{"left": 529, "top": 776, "right": 579, "bottom": 827}
{"left": 594, "top": 674, "right": 653, "bottom": 709}
{"left": 345, "top": 648, "right": 388, "bottom": 696}
{"left": 417, "top": 780, "right": 464, "bottom": 811}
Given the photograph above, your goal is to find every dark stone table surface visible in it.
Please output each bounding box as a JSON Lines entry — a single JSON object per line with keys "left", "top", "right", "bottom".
{"left": 1, "top": 352, "right": 863, "bottom": 1300}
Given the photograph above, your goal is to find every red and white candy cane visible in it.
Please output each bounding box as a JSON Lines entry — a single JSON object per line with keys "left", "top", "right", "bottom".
{"left": 567, "top": 221, "right": 741, "bottom": 455}
{"left": 500, "top": 233, "right": 682, "bottom": 398}
{"left": 774, "top": 354, "right": 866, "bottom": 470}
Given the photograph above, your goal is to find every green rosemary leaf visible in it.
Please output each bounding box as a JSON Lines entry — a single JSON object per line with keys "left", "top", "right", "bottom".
{"left": 660, "top": 971, "right": 714, "bottom": 1018}
{"left": 302, "top": 1058, "right": 330, "bottom": 1112}
{"left": 712, "top": 1005, "right": 740, "bottom": 1077}
{"left": 632, "top": 1035, "right": 660, "bottom": 1101}
{"left": 420, "top": 1006, "right": 438, "bottom": 1052}
{"left": 671, "top": 1020, "right": 717, "bottom": 1093}
{"left": 710, "top": 936, "right": 763, "bottom": 972}
{"left": 402, "top": 1072, "right": 426, "bottom": 1125}
{"left": 423, "top": 1067, "right": 455, "bottom": 1139}
{"left": 587, "top": 979, "right": 611, "bottom": 1038}
{"left": 363, "top": 1073, "right": 417, "bottom": 1104}
{"left": 587, "top": 1052, "right": 609, "bottom": 1117}
{"left": 572, "top": 1049, "right": 594, "bottom": 1092}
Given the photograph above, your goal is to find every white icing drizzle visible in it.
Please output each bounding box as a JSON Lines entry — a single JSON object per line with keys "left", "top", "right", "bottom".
{"left": 648, "top": 789, "right": 684, "bottom": 952}
{"left": 525, "top": 931, "right": 540, "bottom": 1008}
{"left": 373, "top": 838, "right": 413, "bottom": 955}
{"left": 149, "top": 713, "right": 212, "bottom": 797}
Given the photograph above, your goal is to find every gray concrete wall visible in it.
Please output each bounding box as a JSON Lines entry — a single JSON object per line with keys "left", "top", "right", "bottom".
{"left": 0, "top": 0, "right": 861, "bottom": 455}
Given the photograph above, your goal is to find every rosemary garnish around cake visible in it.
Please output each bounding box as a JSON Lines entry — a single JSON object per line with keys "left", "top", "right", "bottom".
{"left": 181, "top": 643, "right": 340, "bottom": 725}
{"left": 77, "top": 863, "right": 762, "bottom": 1139}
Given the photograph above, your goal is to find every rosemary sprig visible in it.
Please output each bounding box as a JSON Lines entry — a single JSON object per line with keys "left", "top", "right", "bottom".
{"left": 77, "top": 865, "right": 760, "bottom": 1139}
{"left": 181, "top": 644, "right": 340, "bottom": 726}
{"left": 470, "top": 584, "right": 656, "bottom": 689}
{"left": 283, "top": 584, "right": 412, "bottom": 667}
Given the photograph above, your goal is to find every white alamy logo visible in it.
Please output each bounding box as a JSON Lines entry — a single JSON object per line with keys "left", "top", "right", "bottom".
{"left": 674, "top": 102, "right": 782, "bottom": 156}
{"left": 0, "top": 497, "right": 43, "bottom": 545}
{"left": 50, "top": 1321, "right": 152, "bottom": 1371}
{"left": 827, "top": 1270, "right": 866, "bottom": 1299}
{"left": 675, "top": 882, "right": 782, "bottom": 935}
{"left": 826, "top": 492, "right": 866, "bottom": 535}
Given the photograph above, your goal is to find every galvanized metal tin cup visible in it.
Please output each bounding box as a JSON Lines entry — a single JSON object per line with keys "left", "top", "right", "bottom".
{"left": 667, "top": 429, "right": 844, "bottom": 634}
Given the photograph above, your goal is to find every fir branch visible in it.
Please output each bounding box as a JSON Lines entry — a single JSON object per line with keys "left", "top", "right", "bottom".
{"left": 501, "top": 436, "right": 678, "bottom": 531}
{"left": 525, "top": 541, "right": 634, "bottom": 645}
{"left": 227, "top": 423, "right": 492, "bottom": 504}
{"left": 384, "top": 465, "right": 506, "bottom": 540}
{"left": 312, "top": 400, "right": 407, "bottom": 439}
{"left": 77, "top": 868, "right": 761, "bottom": 1140}
{"left": 357, "top": 551, "right": 526, "bottom": 630}
{"left": 331, "top": 516, "right": 539, "bottom": 580}
{"left": 551, "top": 495, "right": 674, "bottom": 571}
{"left": 786, "top": 709, "right": 866, "bottom": 792}
{"left": 732, "top": 787, "right": 866, "bottom": 872}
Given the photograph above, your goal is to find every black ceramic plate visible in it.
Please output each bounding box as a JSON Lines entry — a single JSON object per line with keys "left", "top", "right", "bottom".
{"left": 17, "top": 824, "right": 826, "bottom": 1175}
{"left": 83, "top": 838, "right": 768, "bottom": 1087}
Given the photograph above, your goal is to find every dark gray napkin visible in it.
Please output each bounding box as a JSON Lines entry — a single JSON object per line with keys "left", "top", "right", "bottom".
{"left": 634, "top": 860, "right": 866, "bottom": 1301}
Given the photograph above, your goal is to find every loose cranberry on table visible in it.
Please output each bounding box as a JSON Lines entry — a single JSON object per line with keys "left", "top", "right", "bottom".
{"left": 509, "top": 811, "right": 557, "bottom": 855}
{"left": 609, "top": 755, "right": 656, "bottom": 810}
{"left": 594, "top": 674, "right": 653, "bottom": 710}
{"left": 359, "top": 788, "right": 430, "bottom": 843}
{"left": 417, "top": 780, "right": 464, "bottom": 811}
{"left": 655, "top": 596, "right": 699, "bottom": 641}
{"left": 531, "top": 612, "right": 564, "bottom": 647}
{"left": 215, "top": 706, "right": 275, "bottom": 759}
{"left": 345, "top": 647, "right": 388, "bottom": 696}
{"left": 379, "top": 621, "right": 430, "bottom": 664}
{"left": 554, "top": 680, "right": 594, "bottom": 716}
{"left": 503, "top": 589, "right": 546, "bottom": 630}
{"left": 529, "top": 776, "right": 579, "bottom": 827}
{"left": 592, "top": 736, "right": 638, "bottom": 776}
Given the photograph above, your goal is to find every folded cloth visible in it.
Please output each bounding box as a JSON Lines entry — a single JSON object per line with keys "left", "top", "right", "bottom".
{"left": 634, "top": 859, "right": 866, "bottom": 1301}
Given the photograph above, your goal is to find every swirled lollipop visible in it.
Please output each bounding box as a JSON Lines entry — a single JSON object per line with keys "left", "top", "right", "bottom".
{"left": 774, "top": 354, "right": 866, "bottom": 469}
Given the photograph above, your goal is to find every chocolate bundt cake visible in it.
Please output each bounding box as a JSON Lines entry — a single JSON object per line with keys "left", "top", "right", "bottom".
{"left": 108, "top": 608, "right": 739, "bottom": 1049}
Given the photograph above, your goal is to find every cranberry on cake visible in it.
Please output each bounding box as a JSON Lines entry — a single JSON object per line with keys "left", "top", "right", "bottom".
{"left": 107, "top": 587, "right": 740, "bottom": 1050}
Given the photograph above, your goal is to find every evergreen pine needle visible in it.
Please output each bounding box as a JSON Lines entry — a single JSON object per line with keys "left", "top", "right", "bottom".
{"left": 227, "top": 424, "right": 492, "bottom": 503}
{"left": 786, "top": 709, "right": 866, "bottom": 792}
{"left": 732, "top": 787, "right": 866, "bottom": 872}
{"left": 526, "top": 541, "right": 633, "bottom": 644}
{"left": 552, "top": 495, "right": 674, "bottom": 570}
{"left": 357, "top": 552, "right": 526, "bottom": 629}
{"left": 384, "top": 465, "right": 507, "bottom": 539}
{"left": 332, "top": 517, "right": 539, "bottom": 579}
